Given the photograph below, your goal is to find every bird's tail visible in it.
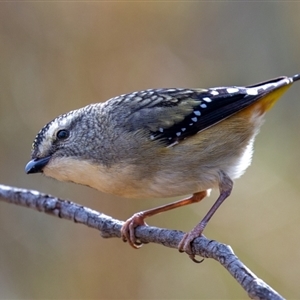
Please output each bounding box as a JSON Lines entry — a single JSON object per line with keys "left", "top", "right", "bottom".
{"left": 245, "top": 73, "right": 300, "bottom": 114}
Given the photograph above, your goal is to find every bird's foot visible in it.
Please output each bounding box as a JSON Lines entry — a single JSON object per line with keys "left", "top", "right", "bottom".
{"left": 121, "top": 212, "right": 147, "bottom": 249}
{"left": 178, "top": 224, "right": 205, "bottom": 263}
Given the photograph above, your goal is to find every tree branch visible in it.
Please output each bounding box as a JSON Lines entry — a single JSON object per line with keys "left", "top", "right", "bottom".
{"left": 0, "top": 184, "right": 284, "bottom": 300}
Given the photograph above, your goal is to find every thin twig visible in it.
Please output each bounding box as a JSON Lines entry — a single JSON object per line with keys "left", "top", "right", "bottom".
{"left": 0, "top": 184, "right": 284, "bottom": 300}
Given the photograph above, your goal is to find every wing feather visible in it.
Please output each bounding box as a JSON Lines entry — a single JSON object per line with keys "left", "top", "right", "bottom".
{"left": 107, "top": 76, "right": 293, "bottom": 146}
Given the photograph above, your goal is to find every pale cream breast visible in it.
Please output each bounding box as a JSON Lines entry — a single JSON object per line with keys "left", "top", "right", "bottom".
{"left": 43, "top": 156, "right": 143, "bottom": 197}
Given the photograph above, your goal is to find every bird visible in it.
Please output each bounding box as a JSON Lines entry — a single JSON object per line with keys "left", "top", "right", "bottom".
{"left": 25, "top": 73, "right": 300, "bottom": 262}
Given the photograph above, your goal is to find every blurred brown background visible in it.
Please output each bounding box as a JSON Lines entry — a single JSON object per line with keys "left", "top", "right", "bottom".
{"left": 1, "top": 2, "right": 300, "bottom": 299}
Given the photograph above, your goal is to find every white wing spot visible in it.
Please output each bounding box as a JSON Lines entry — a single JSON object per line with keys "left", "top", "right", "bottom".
{"left": 261, "top": 83, "right": 276, "bottom": 90}
{"left": 191, "top": 117, "right": 197, "bottom": 122}
{"left": 203, "top": 97, "right": 212, "bottom": 102}
{"left": 226, "top": 88, "right": 239, "bottom": 93}
{"left": 200, "top": 103, "right": 207, "bottom": 108}
{"left": 176, "top": 132, "right": 181, "bottom": 137}
{"left": 210, "top": 90, "right": 219, "bottom": 96}
{"left": 194, "top": 110, "right": 201, "bottom": 116}
{"left": 159, "top": 127, "right": 164, "bottom": 133}
{"left": 246, "top": 88, "right": 258, "bottom": 95}
{"left": 181, "top": 128, "right": 186, "bottom": 132}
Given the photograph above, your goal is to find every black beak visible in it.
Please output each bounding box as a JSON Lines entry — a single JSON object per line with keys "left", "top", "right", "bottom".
{"left": 25, "top": 156, "right": 51, "bottom": 174}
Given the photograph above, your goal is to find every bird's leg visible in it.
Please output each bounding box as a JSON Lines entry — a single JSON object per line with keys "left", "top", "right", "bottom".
{"left": 121, "top": 191, "right": 208, "bottom": 249}
{"left": 178, "top": 171, "right": 233, "bottom": 263}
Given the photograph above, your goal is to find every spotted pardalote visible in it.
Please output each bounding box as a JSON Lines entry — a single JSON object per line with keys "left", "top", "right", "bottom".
{"left": 25, "top": 74, "right": 300, "bottom": 262}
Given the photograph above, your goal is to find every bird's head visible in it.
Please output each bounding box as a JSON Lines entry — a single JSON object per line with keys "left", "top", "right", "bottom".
{"left": 25, "top": 104, "right": 104, "bottom": 180}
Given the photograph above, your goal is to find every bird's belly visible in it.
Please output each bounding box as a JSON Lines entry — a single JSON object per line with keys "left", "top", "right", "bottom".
{"left": 42, "top": 156, "right": 192, "bottom": 198}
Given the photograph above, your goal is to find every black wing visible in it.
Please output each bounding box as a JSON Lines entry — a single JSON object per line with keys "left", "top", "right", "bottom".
{"left": 110, "top": 75, "right": 295, "bottom": 146}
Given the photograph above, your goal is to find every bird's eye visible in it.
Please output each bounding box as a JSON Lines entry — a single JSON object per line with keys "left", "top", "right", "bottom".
{"left": 56, "top": 129, "right": 70, "bottom": 140}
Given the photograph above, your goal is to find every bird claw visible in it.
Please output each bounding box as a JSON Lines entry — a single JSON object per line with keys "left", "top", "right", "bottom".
{"left": 178, "top": 225, "right": 205, "bottom": 263}
{"left": 121, "top": 211, "right": 205, "bottom": 264}
{"left": 121, "top": 212, "right": 147, "bottom": 249}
